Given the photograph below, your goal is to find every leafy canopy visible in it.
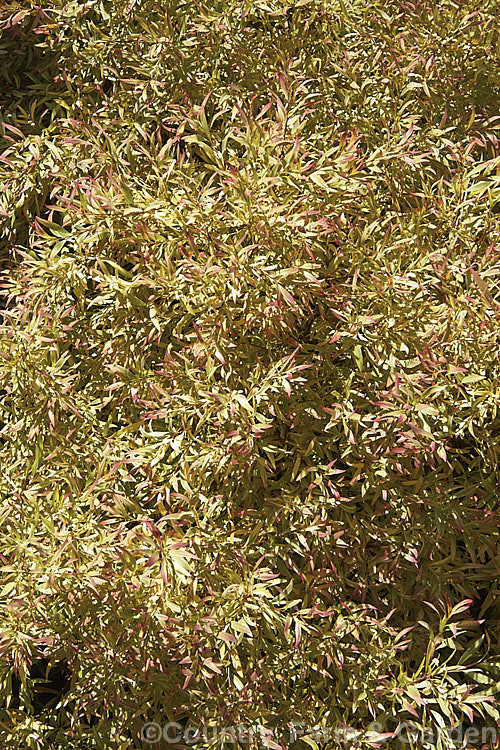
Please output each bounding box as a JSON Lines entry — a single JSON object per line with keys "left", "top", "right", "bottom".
{"left": 0, "top": 0, "right": 499, "bottom": 748}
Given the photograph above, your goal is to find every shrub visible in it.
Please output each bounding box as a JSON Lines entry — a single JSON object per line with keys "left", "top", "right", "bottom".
{"left": 0, "top": 0, "right": 499, "bottom": 748}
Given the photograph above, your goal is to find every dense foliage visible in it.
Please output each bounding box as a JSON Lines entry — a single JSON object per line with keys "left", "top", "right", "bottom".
{"left": 1, "top": 0, "right": 500, "bottom": 748}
